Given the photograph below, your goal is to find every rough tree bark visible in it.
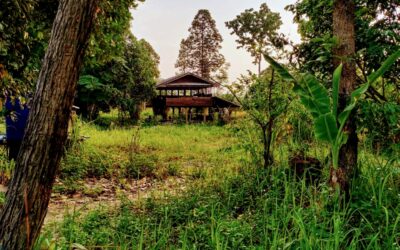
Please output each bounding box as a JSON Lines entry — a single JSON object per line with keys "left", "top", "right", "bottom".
{"left": 0, "top": 0, "right": 98, "bottom": 249}
{"left": 331, "top": 0, "right": 358, "bottom": 191}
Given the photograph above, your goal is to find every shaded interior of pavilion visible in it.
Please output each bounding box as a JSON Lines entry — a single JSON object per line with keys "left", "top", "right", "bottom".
{"left": 151, "top": 73, "right": 240, "bottom": 122}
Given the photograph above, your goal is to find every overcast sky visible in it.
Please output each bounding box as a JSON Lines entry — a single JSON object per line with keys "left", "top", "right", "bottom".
{"left": 130, "top": 0, "right": 300, "bottom": 81}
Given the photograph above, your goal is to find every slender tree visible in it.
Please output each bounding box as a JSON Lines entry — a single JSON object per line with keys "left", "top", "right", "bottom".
{"left": 175, "top": 9, "right": 225, "bottom": 79}
{"left": 228, "top": 68, "right": 289, "bottom": 168}
{"left": 331, "top": 0, "right": 357, "bottom": 191}
{"left": 0, "top": 0, "right": 99, "bottom": 248}
{"left": 226, "top": 3, "right": 286, "bottom": 75}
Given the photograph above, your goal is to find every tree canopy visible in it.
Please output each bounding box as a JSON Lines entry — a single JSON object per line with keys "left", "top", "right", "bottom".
{"left": 226, "top": 3, "right": 287, "bottom": 75}
{"left": 286, "top": 0, "right": 400, "bottom": 102}
{"left": 175, "top": 9, "right": 225, "bottom": 79}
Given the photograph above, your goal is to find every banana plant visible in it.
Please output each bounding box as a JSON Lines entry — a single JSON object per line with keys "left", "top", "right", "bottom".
{"left": 264, "top": 50, "right": 400, "bottom": 169}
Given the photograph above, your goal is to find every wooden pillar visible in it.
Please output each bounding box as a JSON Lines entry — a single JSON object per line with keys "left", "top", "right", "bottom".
{"left": 185, "top": 108, "right": 189, "bottom": 124}
{"left": 164, "top": 107, "right": 170, "bottom": 121}
{"left": 203, "top": 107, "right": 209, "bottom": 123}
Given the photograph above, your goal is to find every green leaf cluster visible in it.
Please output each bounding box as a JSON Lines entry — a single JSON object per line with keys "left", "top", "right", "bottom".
{"left": 265, "top": 50, "right": 400, "bottom": 168}
{"left": 286, "top": 0, "right": 400, "bottom": 98}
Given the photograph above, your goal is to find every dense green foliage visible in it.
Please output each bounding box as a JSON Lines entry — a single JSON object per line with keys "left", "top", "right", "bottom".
{"left": 114, "top": 37, "right": 160, "bottom": 121}
{"left": 77, "top": 0, "right": 160, "bottom": 120}
{"left": 229, "top": 68, "right": 290, "bottom": 167}
{"left": 357, "top": 100, "right": 400, "bottom": 153}
{"left": 265, "top": 50, "right": 400, "bottom": 169}
{"left": 0, "top": 0, "right": 56, "bottom": 93}
{"left": 286, "top": 0, "right": 399, "bottom": 100}
{"left": 77, "top": 36, "right": 160, "bottom": 121}
{"left": 1, "top": 0, "right": 158, "bottom": 122}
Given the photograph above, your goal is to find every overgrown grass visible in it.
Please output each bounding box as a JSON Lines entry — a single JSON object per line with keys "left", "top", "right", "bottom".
{"left": 40, "top": 155, "right": 400, "bottom": 249}
{"left": 34, "top": 118, "right": 400, "bottom": 249}
{"left": 56, "top": 120, "right": 243, "bottom": 194}
{"left": 1, "top": 114, "right": 398, "bottom": 249}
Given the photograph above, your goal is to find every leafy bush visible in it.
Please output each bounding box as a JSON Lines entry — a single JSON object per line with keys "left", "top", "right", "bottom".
{"left": 125, "top": 154, "right": 158, "bottom": 179}
{"left": 228, "top": 118, "right": 264, "bottom": 166}
{"left": 287, "top": 99, "right": 314, "bottom": 145}
{"left": 265, "top": 50, "right": 400, "bottom": 171}
{"left": 0, "top": 152, "right": 15, "bottom": 185}
{"left": 0, "top": 192, "right": 5, "bottom": 207}
{"left": 85, "top": 153, "right": 110, "bottom": 179}
{"left": 357, "top": 100, "right": 400, "bottom": 153}
{"left": 60, "top": 154, "right": 88, "bottom": 181}
{"left": 60, "top": 147, "right": 111, "bottom": 181}
{"left": 53, "top": 179, "right": 84, "bottom": 195}
{"left": 93, "top": 116, "right": 115, "bottom": 129}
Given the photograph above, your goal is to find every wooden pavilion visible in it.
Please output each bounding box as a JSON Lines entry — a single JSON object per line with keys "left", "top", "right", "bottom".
{"left": 151, "top": 73, "right": 239, "bottom": 122}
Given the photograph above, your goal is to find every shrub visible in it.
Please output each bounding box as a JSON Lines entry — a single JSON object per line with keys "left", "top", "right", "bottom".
{"left": 0, "top": 192, "right": 5, "bottom": 207}
{"left": 357, "top": 100, "right": 400, "bottom": 154}
{"left": 166, "top": 163, "right": 180, "bottom": 177}
{"left": 93, "top": 116, "right": 115, "bottom": 129}
{"left": 125, "top": 154, "right": 158, "bottom": 179}
{"left": 60, "top": 153, "right": 88, "bottom": 181}
{"left": 287, "top": 99, "right": 314, "bottom": 145}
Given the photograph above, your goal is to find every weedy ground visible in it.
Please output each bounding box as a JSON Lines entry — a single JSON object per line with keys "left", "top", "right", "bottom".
{"left": 0, "top": 115, "right": 399, "bottom": 249}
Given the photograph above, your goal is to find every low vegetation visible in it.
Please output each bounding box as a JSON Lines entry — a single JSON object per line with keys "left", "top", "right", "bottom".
{"left": 3, "top": 112, "right": 393, "bottom": 249}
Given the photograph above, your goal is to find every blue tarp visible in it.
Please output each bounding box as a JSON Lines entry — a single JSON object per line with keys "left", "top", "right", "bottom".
{"left": 5, "top": 97, "right": 29, "bottom": 141}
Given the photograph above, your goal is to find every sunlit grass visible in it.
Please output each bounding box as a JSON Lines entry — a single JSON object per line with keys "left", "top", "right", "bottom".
{"left": 0, "top": 115, "right": 397, "bottom": 249}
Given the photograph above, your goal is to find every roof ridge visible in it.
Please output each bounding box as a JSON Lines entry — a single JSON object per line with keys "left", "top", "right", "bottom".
{"left": 156, "top": 72, "right": 220, "bottom": 87}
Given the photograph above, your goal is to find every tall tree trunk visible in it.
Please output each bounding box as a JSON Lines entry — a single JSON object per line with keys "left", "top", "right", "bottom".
{"left": 0, "top": 0, "right": 98, "bottom": 249}
{"left": 331, "top": 0, "right": 357, "bottom": 191}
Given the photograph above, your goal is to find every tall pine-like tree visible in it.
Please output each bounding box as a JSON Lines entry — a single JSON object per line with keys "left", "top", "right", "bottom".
{"left": 175, "top": 38, "right": 191, "bottom": 73}
{"left": 175, "top": 9, "right": 225, "bottom": 79}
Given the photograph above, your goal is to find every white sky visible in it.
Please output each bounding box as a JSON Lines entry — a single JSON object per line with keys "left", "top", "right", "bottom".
{"left": 130, "top": 0, "right": 300, "bottom": 81}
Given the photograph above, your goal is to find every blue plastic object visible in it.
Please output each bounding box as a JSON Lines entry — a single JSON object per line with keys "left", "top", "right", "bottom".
{"left": 5, "top": 97, "right": 30, "bottom": 141}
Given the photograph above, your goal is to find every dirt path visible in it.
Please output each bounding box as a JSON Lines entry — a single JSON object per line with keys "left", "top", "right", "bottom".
{"left": 45, "top": 176, "right": 187, "bottom": 224}
{"left": 1, "top": 177, "right": 187, "bottom": 225}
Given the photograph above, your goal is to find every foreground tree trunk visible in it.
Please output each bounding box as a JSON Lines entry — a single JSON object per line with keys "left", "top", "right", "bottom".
{"left": 331, "top": 0, "right": 357, "bottom": 192}
{"left": 0, "top": 0, "right": 98, "bottom": 249}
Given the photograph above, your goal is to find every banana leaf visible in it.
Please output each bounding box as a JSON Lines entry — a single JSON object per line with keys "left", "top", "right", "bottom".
{"left": 263, "top": 53, "right": 297, "bottom": 83}
{"left": 332, "top": 64, "right": 342, "bottom": 118}
{"left": 367, "top": 50, "right": 400, "bottom": 85}
{"left": 338, "top": 50, "right": 400, "bottom": 127}
{"left": 297, "top": 74, "right": 331, "bottom": 118}
{"left": 314, "top": 113, "right": 338, "bottom": 144}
